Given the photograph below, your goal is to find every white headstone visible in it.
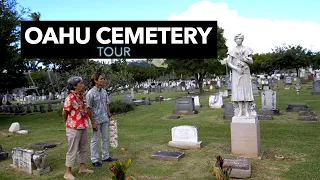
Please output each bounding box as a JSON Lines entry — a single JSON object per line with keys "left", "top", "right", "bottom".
{"left": 11, "top": 148, "right": 34, "bottom": 174}
{"left": 171, "top": 125, "right": 198, "bottom": 142}
{"left": 209, "top": 93, "right": 223, "bottom": 108}
{"left": 168, "top": 125, "right": 202, "bottom": 149}
{"left": 261, "top": 90, "right": 276, "bottom": 110}
{"left": 223, "top": 90, "right": 228, "bottom": 98}
{"left": 9, "top": 122, "right": 20, "bottom": 133}
{"left": 193, "top": 96, "right": 201, "bottom": 107}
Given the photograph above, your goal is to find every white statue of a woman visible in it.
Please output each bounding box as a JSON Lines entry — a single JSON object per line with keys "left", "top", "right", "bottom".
{"left": 227, "top": 33, "right": 254, "bottom": 117}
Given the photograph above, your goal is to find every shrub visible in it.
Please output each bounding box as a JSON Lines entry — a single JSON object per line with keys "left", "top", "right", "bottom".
{"left": 109, "top": 100, "right": 135, "bottom": 115}
{"left": 56, "top": 100, "right": 135, "bottom": 117}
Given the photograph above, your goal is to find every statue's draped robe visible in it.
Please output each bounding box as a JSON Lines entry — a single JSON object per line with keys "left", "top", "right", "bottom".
{"left": 228, "top": 46, "right": 254, "bottom": 102}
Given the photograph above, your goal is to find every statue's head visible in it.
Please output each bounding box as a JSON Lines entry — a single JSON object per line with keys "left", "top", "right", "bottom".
{"left": 234, "top": 33, "right": 244, "bottom": 46}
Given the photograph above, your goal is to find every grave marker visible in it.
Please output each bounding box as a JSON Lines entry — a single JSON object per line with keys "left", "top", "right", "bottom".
{"left": 168, "top": 125, "right": 202, "bottom": 149}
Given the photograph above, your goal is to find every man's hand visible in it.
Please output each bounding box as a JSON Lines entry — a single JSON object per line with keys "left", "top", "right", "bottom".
{"left": 109, "top": 114, "right": 114, "bottom": 120}
{"left": 92, "top": 123, "right": 97, "bottom": 131}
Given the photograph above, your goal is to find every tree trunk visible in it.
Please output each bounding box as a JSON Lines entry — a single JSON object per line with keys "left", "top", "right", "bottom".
{"left": 296, "top": 68, "right": 299, "bottom": 78}
{"left": 195, "top": 73, "right": 205, "bottom": 94}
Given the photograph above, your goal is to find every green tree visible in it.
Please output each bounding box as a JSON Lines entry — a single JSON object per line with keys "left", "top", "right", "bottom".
{"left": 251, "top": 53, "right": 272, "bottom": 74}
{"left": 265, "top": 45, "right": 312, "bottom": 76}
{"left": 311, "top": 52, "right": 320, "bottom": 69}
{"left": 0, "top": 0, "right": 30, "bottom": 93}
{"left": 164, "top": 27, "right": 228, "bottom": 93}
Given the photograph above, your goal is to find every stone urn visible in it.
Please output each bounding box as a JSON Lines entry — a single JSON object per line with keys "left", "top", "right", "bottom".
{"left": 32, "top": 150, "right": 47, "bottom": 170}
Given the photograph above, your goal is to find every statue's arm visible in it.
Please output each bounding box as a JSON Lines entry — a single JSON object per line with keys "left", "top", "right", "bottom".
{"left": 227, "top": 56, "right": 239, "bottom": 71}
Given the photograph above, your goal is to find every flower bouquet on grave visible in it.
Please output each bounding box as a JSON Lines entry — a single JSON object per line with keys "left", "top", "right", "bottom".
{"left": 109, "top": 118, "right": 118, "bottom": 149}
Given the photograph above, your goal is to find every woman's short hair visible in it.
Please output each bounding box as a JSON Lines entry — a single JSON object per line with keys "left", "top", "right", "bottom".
{"left": 234, "top": 33, "right": 244, "bottom": 40}
{"left": 90, "top": 72, "right": 102, "bottom": 88}
{"left": 67, "top": 76, "right": 83, "bottom": 92}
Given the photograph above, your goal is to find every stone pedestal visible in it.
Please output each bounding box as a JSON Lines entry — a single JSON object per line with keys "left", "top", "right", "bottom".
{"left": 168, "top": 141, "right": 202, "bottom": 149}
{"left": 231, "top": 116, "right": 261, "bottom": 158}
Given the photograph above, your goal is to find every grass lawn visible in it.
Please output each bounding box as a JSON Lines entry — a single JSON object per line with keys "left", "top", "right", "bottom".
{"left": 0, "top": 82, "right": 320, "bottom": 180}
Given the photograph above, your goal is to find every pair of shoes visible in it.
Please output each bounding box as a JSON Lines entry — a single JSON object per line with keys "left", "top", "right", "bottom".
{"left": 92, "top": 161, "right": 102, "bottom": 167}
{"left": 78, "top": 168, "right": 94, "bottom": 174}
{"left": 64, "top": 173, "right": 75, "bottom": 180}
{"left": 102, "top": 157, "right": 118, "bottom": 162}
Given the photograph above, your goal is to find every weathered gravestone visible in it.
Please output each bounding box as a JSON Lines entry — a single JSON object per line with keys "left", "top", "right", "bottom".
{"left": 192, "top": 96, "right": 201, "bottom": 107}
{"left": 10, "top": 105, "right": 16, "bottom": 113}
{"left": 297, "top": 111, "right": 318, "bottom": 121}
{"left": 222, "top": 90, "right": 229, "bottom": 98}
{"left": 259, "top": 90, "right": 280, "bottom": 117}
{"left": 173, "top": 97, "right": 198, "bottom": 115}
{"left": 0, "top": 145, "right": 9, "bottom": 160}
{"left": 295, "top": 83, "right": 301, "bottom": 94}
{"left": 10, "top": 148, "right": 35, "bottom": 174}
{"left": 10, "top": 148, "right": 51, "bottom": 176}
{"left": 227, "top": 83, "right": 232, "bottom": 92}
{"left": 150, "top": 151, "right": 185, "bottom": 161}
{"left": 29, "top": 143, "right": 57, "bottom": 150}
{"left": 17, "top": 104, "right": 26, "bottom": 115}
{"left": 286, "top": 102, "right": 309, "bottom": 112}
{"left": 214, "top": 158, "right": 251, "bottom": 179}
{"left": 167, "top": 114, "right": 180, "bottom": 119}
{"left": 40, "top": 105, "right": 46, "bottom": 113}
{"left": 9, "top": 122, "right": 20, "bottom": 133}
{"left": 285, "top": 76, "right": 292, "bottom": 85}
{"left": 311, "top": 80, "right": 320, "bottom": 95}
{"left": 26, "top": 105, "right": 32, "bottom": 113}
{"left": 144, "top": 97, "right": 151, "bottom": 105}
{"left": 121, "top": 96, "right": 132, "bottom": 103}
{"left": 209, "top": 92, "right": 223, "bottom": 108}
{"left": 33, "top": 105, "right": 39, "bottom": 112}
{"left": 252, "top": 83, "right": 260, "bottom": 96}
{"left": 47, "top": 104, "right": 53, "bottom": 112}
{"left": 168, "top": 125, "right": 202, "bottom": 149}
{"left": 223, "top": 102, "right": 234, "bottom": 120}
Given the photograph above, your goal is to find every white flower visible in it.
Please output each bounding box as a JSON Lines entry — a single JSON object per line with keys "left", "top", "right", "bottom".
{"left": 71, "top": 110, "right": 75, "bottom": 116}
{"left": 64, "top": 97, "right": 71, "bottom": 107}
{"left": 76, "top": 113, "right": 81, "bottom": 120}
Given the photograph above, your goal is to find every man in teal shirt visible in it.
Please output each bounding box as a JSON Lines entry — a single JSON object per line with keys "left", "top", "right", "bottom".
{"left": 86, "top": 73, "right": 118, "bottom": 167}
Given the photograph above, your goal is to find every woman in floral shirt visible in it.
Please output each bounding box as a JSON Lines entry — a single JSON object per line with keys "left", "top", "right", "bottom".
{"left": 63, "top": 76, "right": 94, "bottom": 180}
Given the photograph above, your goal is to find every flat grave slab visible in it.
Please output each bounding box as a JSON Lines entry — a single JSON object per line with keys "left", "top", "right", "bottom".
{"left": 150, "top": 151, "right": 185, "bottom": 161}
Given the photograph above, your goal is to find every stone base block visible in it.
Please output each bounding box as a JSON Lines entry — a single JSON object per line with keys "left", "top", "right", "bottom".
{"left": 214, "top": 158, "right": 251, "bottom": 179}
{"left": 223, "top": 115, "right": 233, "bottom": 120}
{"left": 258, "top": 114, "right": 273, "bottom": 120}
{"left": 9, "top": 164, "right": 33, "bottom": 175}
{"left": 209, "top": 104, "right": 223, "bottom": 108}
{"left": 231, "top": 120, "right": 261, "bottom": 158}
{"left": 286, "top": 103, "right": 308, "bottom": 112}
{"left": 172, "top": 110, "right": 198, "bottom": 115}
{"left": 259, "top": 109, "right": 280, "bottom": 115}
{"left": 168, "top": 141, "right": 202, "bottom": 149}
{"left": 298, "top": 116, "right": 318, "bottom": 121}
{"left": 33, "top": 165, "right": 51, "bottom": 176}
